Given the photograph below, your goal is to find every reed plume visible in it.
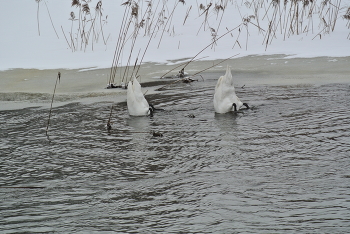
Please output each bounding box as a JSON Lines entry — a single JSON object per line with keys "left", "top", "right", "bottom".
{"left": 61, "top": 0, "right": 109, "bottom": 52}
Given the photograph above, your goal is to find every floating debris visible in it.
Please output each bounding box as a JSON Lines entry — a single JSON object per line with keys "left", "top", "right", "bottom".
{"left": 106, "top": 83, "right": 127, "bottom": 89}
{"left": 106, "top": 122, "right": 112, "bottom": 131}
{"left": 152, "top": 131, "right": 163, "bottom": 137}
{"left": 182, "top": 77, "right": 198, "bottom": 83}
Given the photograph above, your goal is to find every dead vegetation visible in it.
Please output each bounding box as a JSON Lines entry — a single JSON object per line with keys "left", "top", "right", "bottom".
{"left": 35, "top": 0, "right": 349, "bottom": 85}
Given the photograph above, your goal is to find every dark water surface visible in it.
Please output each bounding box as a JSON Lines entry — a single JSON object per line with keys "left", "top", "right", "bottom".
{"left": 1, "top": 73, "right": 350, "bottom": 233}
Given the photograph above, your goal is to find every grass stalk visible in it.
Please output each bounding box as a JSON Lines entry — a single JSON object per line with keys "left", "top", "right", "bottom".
{"left": 36, "top": 0, "right": 41, "bottom": 36}
{"left": 43, "top": 1, "right": 59, "bottom": 39}
{"left": 46, "top": 72, "right": 61, "bottom": 140}
{"left": 160, "top": 23, "right": 242, "bottom": 79}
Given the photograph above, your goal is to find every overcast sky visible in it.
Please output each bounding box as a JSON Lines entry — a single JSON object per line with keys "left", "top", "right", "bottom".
{"left": 1, "top": 0, "right": 349, "bottom": 70}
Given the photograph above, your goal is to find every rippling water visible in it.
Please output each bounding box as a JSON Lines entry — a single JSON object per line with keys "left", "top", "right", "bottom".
{"left": 1, "top": 72, "right": 350, "bottom": 233}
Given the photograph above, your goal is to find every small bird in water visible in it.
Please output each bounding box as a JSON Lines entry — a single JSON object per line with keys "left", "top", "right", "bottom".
{"left": 106, "top": 121, "right": 112, "bottom": 131}
{"left": 152, "top": 131, "right": 163, "bottom": 137}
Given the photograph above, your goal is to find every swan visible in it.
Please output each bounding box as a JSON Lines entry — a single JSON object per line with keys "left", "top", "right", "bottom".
{"left": 213, "top": 65, "right": 249, "bottom": 113}
{"left": 127, "top": 76, "right": 154, "bottom": 116}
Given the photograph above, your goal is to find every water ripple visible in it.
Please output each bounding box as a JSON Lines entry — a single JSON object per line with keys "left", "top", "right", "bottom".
{"left": 1, "top": 80, "right": 350, "bottom": 233}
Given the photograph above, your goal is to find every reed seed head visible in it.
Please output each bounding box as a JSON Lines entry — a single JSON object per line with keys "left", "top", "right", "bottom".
{"left": 132, "top": 3, "right": 139, "bottom": 17}
{"left": 72, "top": 0, "right": 80, "bottom": 7}
{"left": 96, "top": 1, "right": 102, "bottom": 13}
{"left": 70, "top": 11, "right": 75, "bottom": 20}
{"left": 121, "top": 1, "right": 131, "bottom": 6}
{"left": 214, "top": 4, "right": 224, "bottom": 12}
{"left": 344, "top": 7, "right": 350, "bottom": 20}
{"left": 82, "top": 3, "right": 90, "bottom": 14}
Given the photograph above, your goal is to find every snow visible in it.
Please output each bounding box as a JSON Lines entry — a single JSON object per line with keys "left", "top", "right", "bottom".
{"left": 0, "top": 0, "right": 349, "bottom": 71}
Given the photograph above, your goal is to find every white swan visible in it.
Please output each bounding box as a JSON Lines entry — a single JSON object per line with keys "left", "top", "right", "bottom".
{"left": 213, "top": 65, "right": 249, "bottom": 113}
{"left": 127, "top": 76, "right": 153, "bottom": 116}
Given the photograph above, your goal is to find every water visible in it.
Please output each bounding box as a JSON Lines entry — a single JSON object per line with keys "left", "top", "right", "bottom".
{"left": 1, "top": 67, "right": 350, "bottom": 233}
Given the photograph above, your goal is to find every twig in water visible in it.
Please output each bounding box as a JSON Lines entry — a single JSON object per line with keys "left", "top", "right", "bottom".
{"left": 162, "top": 24, "right": 242, "bottom": 78}
{"left": 0, "top": 186, "right": 45, "bottom": 189}
{"left": 157, "top": 54, "right": 239, "bottom": 91}
{"left": 46, "top": 72, "right": 61, "bottom": 140}
{"left": 190, "top": 54, "right": 239, "bottom": 77}
{"left": 160, "top": 56, "right": 208, "bottom": 79}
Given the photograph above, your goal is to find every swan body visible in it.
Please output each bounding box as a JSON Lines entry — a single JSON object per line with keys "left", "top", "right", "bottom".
{"left": 213, "top": 65, "right": 249, "bottom": 113}
{"left": 127, "top": 76, "right": 152, "bottom": 116}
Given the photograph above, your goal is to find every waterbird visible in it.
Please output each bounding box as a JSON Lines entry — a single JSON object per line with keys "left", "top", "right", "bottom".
{"left": 127, "top": 76, "right": 154, "bottom": 116}
{"left": 213, "top": 65, "right": 249, "bottom": 113}
{"left": 151, "top": 131, "right": 163, "bottom": 137}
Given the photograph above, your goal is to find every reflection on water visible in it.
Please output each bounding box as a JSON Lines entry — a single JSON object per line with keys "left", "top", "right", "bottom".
{"left": 1, "top": 76, "right": 350, "bottom": 233}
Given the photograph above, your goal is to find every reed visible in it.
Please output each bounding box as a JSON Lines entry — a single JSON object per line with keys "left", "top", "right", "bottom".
{"left": 157, "top": 1, "right": 182, "bottom": 48}
{"left": 35, "top": 0, "right": 41, "bottom": 36}
{"left": 105, "top": 124, "right": 164, "bottom": 137}
{"left": 0, "top": 186, "right": 46, "bottom": 189}
{"left": 160, "top": 24, "right": 242, "bottom": 79}
{"left": 61, "top": 0, "right": 109, "bottom": 52}
{"left": 108, "top": 0, "right": 169, "bottom": 86}
{"left": 43, "top": 1, "right": 59, "bottom": 39}
{"left": 45, "top": 72, "right": 61, "bottom": 141}
{"left": 40, "top": 0, "right": 347, "bottom": 55}
{"left": 34, "top": 0, "right": 60, "bottom": 38}
{"left": 156, "top": 54, "right": 239, "bottom": 92}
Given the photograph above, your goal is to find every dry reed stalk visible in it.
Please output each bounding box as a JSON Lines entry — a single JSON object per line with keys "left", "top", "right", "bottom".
{"left": 156, "top": 54, "right": 239, "bottom": 93}
{"left": 135, "top": 1, "right": 170, "bottom": 77}
{"left": 43, "top": 1, "right": 59, "bottom": 39}
{"left": 157, "top": 1, "right": 181, "bottom": 49}
{"left": 213, "top": 4, "right": 225, "bottom": 43}
{"left": 46, "top": 72, "right": 61, "bottom": 141}
{"left": 190, "top": 54, "right": 240, "bottom": 77}
{"left": 0, "top": 186, "right": 46, "bottom": 189}
{"left": 107, "top": 1, "right": 141, "bottom": 126}
{"left": 36, "top": 0, "right": 41, "bottom": 36}
{"left": 159, "top": 56, "right": 208, "bottom": 79}
{"left": 35, "top": 0, "right": 59, "bottom": 39}
{"left": 110, "top": 2, "right": 141, "bottom": 84}
{"left": 109, "top": 0, "right": 174, "bottom": 86}
{"left": 108, "top": 5, "right": 130, "bottom": 85}
{"left": 120, "top": 2, "right": 148, "bottom": 84}
{"left": 182, "top": 24, "right": 242, "bottom": 72}
{"left": 159, "top": 23, "right": 241, "bottom": 79}
{"left": 183, "top": 5, "right": 192, "bottom": 25}
{"left": 61, "top": 26, "right": 72, "bottom": 50}
{"left": 59, "top": 0, "right": 108, "bottom": 52}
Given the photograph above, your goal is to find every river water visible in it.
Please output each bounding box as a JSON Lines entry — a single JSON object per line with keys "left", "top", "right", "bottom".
{"left": 1, "top": 57, "right": 350, "bottom": 233}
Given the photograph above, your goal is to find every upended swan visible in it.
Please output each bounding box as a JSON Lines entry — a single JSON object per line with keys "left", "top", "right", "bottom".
{"left": 127, "top": 76, "right": 154, "bottom": 116}
{"left": 213, "top": 65, "right": 249, "bottom": 113}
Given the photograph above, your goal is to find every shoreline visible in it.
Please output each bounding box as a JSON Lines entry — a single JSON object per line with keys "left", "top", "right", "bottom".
{"left": 1, "top": 55, "right": 349, "bottom": 111}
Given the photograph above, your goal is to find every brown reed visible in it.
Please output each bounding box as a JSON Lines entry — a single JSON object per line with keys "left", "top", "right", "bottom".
{"left": 46, "top": 72, "right": 61, "bottom": 141}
